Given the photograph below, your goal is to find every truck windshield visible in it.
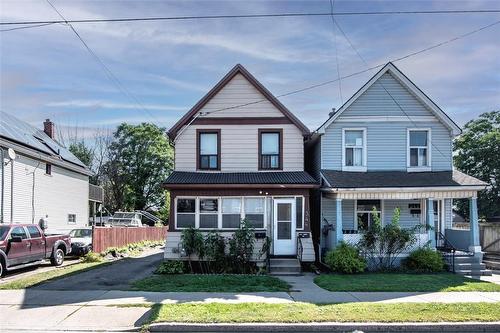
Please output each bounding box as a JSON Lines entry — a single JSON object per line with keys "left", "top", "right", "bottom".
{"left": 70, "top": 229, "right": 92, "bottom": 237}
{"left": 0, "top": 226, "right": 9, "bottom": 240}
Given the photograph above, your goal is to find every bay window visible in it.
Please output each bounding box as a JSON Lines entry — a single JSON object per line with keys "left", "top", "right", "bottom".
{"left": 408, "top": 129, "right": 430, "bottom": 170}
{"left": 356, "top": 200, "right": 381, "bottom": 231}
{"left": 343, "top": 128, "right": 366, "bottom": 171}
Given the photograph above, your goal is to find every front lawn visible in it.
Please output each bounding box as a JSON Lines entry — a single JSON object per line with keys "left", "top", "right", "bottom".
{"left": 314, "top": 273, "right": 500, "bottom": 292}
{"left": 130, "top": 274, "right": 290, "bottom": 292}
{"left": 0, "top": 262, "right": 107, "bottom": 289}
{"left": 148, "top": 302, "right": 500, "bottom": 323}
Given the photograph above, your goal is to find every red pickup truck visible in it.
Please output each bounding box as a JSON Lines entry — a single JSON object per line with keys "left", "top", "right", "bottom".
{"left": 0, "top": 224, "right": 71, "bottom": 276}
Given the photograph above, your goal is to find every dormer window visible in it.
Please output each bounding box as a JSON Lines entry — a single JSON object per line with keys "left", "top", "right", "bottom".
{"left": 197, "top": 130, "right": 220, "bottom": 170}
{"left": 259, "top": 129, "right": 282, "bottom": 170}
{"left": 342, "top": 128, "right": 367, "bottom": 171}
{"left": 407, "top": 129, "right": 431, "bottom": 171}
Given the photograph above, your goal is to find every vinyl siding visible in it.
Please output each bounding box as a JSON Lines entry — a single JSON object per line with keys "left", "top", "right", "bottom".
{"left": 1, "top": 152, "right": 89, "bottom": 233}
{"left": 321, "top": 73, "right": 453, "bottom": 171}
{"left": 175, "top": 124, "right": 304, "bottom": 172}
{"left": 321, "top": 197, "right": 355, "bottom": 230}
{"left": 383, "top": 199, "right": 423, "bottom": 229}
{"left": 200, "top": 74, "right": 284, "bottom": 118}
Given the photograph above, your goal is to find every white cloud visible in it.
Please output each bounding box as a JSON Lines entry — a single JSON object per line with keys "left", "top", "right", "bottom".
{"left": 46, "top": 99, "right": 187, "bottom": 112}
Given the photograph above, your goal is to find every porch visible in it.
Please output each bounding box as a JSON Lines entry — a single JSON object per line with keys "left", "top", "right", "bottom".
{"left": 320, "top": 170, "right": 488, "bottom": 264}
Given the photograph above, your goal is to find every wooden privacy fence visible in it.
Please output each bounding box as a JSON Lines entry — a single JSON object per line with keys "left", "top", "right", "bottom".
{"left": 480, "top": 223, "right": 500, "bottom": 253}
{"left": 92, "top": 226, "right": 168, "bottom": 253}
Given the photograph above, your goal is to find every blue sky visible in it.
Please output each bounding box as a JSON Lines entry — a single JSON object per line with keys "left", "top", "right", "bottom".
{"left": 1, "top": 0, "right": 499, "bottom": 140}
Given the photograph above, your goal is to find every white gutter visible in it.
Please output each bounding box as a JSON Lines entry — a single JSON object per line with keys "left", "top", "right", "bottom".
{"left": 321, "top": 185, "right": 487, "bottom": 193}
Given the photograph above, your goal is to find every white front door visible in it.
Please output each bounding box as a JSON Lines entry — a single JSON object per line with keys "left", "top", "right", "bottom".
{"left": 273, "top": 198, "right": 296, "bottom": 255}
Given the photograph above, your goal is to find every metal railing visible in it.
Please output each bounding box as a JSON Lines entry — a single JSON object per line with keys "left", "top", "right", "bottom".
{"left": 435, "top": 231, "right": 457, "bottom": 272}
{"left": 89, "top": 184, "right": 104, "bottom": 202}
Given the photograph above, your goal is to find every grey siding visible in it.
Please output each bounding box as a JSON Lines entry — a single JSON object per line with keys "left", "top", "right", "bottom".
{"left": 321, "top": 72, "right": 453, "bottom": 171}
{"left": 444, "top": 198, "right": 452, "bottom": 229}
{"left": 321, "top": 197, "right": 355, "bottom": 230}
{"left": 383, "top": 199, "right": 422, "bottom": 229}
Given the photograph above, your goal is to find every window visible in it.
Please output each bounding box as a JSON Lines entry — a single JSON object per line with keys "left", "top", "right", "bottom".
{"left": 259, "top": 129, "right": 282, "bottom": 170}
{"left": 176, "top": 198, "right": 196, "bottom": 228}
{"left": 244, "top": 198, "right": 265, "bottom": 229}
{"left": 197, "top": 130, "right": 220, "bottom": 170}
{"left": 45, "top": 163, "right": 52, "bottom": 175}
{"left": 199, "top": 198, "right": 218, "bottom": 228}
{"left": 222, "top": 198, "right": 241, "bottom": 229}
{"left": 10, "top": 226, "right": 27, "bottom": 240}
{"left": 68, "top": 214, "right": 76, "bottom": 224}
{"left": 296, "top": 197, "right": 303, "bottom": 229}
{"left": 356, "top": 200, "right": 381, "bottom": 231}
{"left": 26, "top": 225, "right": 41, "bottom": 238}
{"left": 343, "top": 129, "right": 366, "bottom": 170}
{"left": 408, "top": 129, "right": 430, "bottom": 169}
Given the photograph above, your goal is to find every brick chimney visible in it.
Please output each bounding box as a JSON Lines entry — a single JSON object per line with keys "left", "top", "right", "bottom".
{"left": 43, "top": 119, "right": 55, "bottom": 139}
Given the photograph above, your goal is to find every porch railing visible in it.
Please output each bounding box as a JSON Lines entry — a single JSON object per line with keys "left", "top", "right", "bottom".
{"left": 435, "top": 231, "right": 457, "bottom": 272}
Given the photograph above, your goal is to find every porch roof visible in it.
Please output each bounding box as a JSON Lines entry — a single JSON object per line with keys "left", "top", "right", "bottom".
{"left": 164, "top": 171, "right": 318, "bottom": 189}
{"left": 321, "top": 170, "right": 486, "bottom": 189}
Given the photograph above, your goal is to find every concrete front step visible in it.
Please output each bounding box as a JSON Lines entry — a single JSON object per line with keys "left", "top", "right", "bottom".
{"left": 269, "top": 257, "right": 301, "bottom": 275}
{"left": 455, "top": 263, "right": 486, "bottom": 270}
{"left": 483, "top": 260, "right": 500, "bottom": 270}
{"left": 269, "top": 266, "right": 301, "bottom": 273}
{"left": 455, "top": 269, "right": 493, "bottom": 276}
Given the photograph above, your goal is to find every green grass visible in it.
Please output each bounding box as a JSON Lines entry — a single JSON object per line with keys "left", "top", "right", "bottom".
{"left": 314, "top": 273, "right": 500, "bottom": 292}
{"left": 148, "top": 302, "right": 500, "bottom": 323}
{"left": 0, "top": 261, "right": 108, "bottom": 289}
{"left": 130, "top": 274, "right": 290, "bottom": 292}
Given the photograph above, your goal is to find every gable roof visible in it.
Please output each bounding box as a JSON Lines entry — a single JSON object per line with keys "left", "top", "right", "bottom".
{"left": 316, "top": 62, "right": 462, "bottom": 136}
{"left": 167, "top": 64, "right": 310, "bottom": 140}
{"left": 0, "top": 111, "right": 91, "bottom": 175}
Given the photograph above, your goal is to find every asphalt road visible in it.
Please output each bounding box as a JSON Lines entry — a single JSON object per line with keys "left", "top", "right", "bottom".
{"left": 32, "top": 248, "right": 163, "bottom": 290}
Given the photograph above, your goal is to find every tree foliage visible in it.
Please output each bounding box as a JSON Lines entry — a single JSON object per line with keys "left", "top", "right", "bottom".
{"left": 454, "top": 111, "right": 500, "bottom": 219}
{"left": 69, "top": 141, "right": 93, "bottom": 169}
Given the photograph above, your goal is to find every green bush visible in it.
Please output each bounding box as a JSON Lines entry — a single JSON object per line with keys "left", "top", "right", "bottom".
{"left": 403, "top": 247, "right": 446, "bottom": 273}
{"left": 325, "top": 242, "right": 366, "bottom": 274}
{"left": 156, "top": 260, "right": 186, "bottom": 274}
{"left": 80, "top": 252, "right": 103, "bottom": 263}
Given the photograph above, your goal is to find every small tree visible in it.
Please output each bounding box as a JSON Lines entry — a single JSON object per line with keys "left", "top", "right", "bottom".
{"left": 228, "top": 219, "right": 256, "bottom": 274}
{"left": 359, "top": 207, "right": 417, "bottom": 270}
{"left": 181, "top": 227, "right": 204, "bottom": 273}
{"left": 204, "top": 231, "right": 227, "bottom": 273}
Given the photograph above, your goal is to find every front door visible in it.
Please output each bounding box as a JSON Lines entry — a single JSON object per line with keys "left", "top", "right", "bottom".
{"left": 273, "top": 198, "right": 296, "bottom": 255}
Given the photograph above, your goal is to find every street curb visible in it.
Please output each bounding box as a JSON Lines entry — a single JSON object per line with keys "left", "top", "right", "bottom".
{"left": 149, "top": 322, "right": 500, "bottom": 332}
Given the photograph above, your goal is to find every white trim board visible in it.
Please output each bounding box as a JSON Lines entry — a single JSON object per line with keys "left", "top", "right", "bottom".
{"left": 316, "top": 63, "right": 462, "bottom": 136}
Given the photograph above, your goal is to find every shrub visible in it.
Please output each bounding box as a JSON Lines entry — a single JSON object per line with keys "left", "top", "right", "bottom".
{"left": 228, "top": 219, "right": 256, "bottom": 274}
{"left": 325, "top": 242, "right": 366, "bottom": 274}
{"left": 204, "top": 231, "right": 227, "bottom": 273}
{"left": 80, "top": 252, "right": 103, "bottom": 263}
{"left": 156, "top": 260, "right": 186, "bottom": 274}
{"left": 403, "top": 247, "right": 446, "bottom": 273}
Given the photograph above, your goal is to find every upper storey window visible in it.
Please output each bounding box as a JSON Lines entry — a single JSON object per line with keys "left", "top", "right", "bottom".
{"left": 408, "top": 129, "right": 431, "bottom": 171}
{"left": 259, "top": 129, "right": 282, "bottom": 170}
{"left": 197, "top": 130, "right": 220, "bottom": 170}
{"left": 342, "top": 128, "right": 366, "bottom": 171}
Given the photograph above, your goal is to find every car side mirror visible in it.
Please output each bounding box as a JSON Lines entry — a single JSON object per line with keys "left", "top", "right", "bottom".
{"left": 10, "top": 236, "right": 23, "bottom": 243}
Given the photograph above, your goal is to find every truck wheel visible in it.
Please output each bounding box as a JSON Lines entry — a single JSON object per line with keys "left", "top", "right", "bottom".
{"left": 0, "top": 259, "right": 5, "bottom": 277}
{"left": 51, "top": 248, "right": 65, "bottom": 266}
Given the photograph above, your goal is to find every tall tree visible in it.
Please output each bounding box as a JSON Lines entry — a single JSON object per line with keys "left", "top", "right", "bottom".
{"left": 454, "top": 111, "right": 500, "bottom": 219}
{"left": 105, "top": 123, "right": 173, "bottom": 213}
{"left": 69, "top": 141, "right": 94, "bottom": 169}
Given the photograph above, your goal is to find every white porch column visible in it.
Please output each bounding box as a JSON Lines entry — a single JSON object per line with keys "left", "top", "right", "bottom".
{"left": 335, "top": 198, "right": 343, "bottom": 245}
{"left": 426, "top": 198, "right": 436, "bottom": 248}
{"left": 469, "top": 196, "right": 481, "bottom": 253}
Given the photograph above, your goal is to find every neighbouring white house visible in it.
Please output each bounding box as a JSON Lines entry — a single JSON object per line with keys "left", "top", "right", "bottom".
{"left": 0, "top": 111, "right": 102, "bottom": 234}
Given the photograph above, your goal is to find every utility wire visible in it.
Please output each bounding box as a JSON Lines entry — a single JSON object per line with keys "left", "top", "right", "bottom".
{"left": 329, "top": 0, "right": 343, "bottom": 104}
{"left": 332, "top": 17, "right": 449, "bottom": 159}
{"left": 45, "top": 0, "right": 165, "bottom": 127}
{"left": 2, "top": 9, "right": 500, "bottom": 26}
{"left": 203, "top": 18, "right": 500, "bottom": 118}
{"left": 0, "top": 22, "right": 56, "bottom": 32}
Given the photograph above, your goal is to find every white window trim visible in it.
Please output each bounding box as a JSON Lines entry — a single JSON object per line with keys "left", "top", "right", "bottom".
{"left": 342, "top": 128, "right": 367, "bottom": 172}
{"left": 175, "top": 196, "right": 267, "bottom": 231}
{"left": 295, "top": 196, "right": 305, "bottom": 230}
{"left": 354, "top": 199, "right": 383, "bottom": 231}
{"left": 407, "top": 128, "right": 432, "bottom": 172}
{"left": 67, "top": 213, "right": 77, "bottom": 224}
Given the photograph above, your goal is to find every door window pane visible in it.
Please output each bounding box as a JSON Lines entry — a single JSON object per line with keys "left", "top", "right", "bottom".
{"left": 296, "top": 197, "right": 303, "bottom": 229}
{"left": 277, "top": 222, "right": 291, "bottom": 239}
{"left": 277, "top": 203, "right": 291, "bottom": 221}
{"left": 27, "top": 226, "right": 41, "bottom": 238}
{"left": 11, "top": 227, "right": 27, "bottom": 239}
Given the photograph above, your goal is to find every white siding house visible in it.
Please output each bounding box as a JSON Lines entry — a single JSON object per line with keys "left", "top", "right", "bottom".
{"left": 1, "top": 112, "right": 93, "bottom": 234}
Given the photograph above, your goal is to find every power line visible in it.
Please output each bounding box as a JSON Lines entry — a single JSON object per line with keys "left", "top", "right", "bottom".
{"left": 205, "top": 18, "right": 500, "bottom": 118}
{"left": 45, "top": 0, "right": 164, "bottom": 127}
{"left": 329, "top": 0, "right": 343, "bottom": 104}
{"left": 0, "top": 22, "right": 56, "bottom": 32}
{"left": 2, "top": 9, "right": 500, "bottom": 26}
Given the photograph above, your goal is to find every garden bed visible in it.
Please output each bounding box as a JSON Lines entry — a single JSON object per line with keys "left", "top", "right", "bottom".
{"left": 130, "top": 274, "right": 290, "bottom": 292}
{"left": 314, "top": 273, "right": 500, "bottom": 292}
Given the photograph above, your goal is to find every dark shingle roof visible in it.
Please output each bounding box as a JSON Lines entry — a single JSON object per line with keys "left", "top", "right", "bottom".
{"left": 165, "top": 171, "right": 317, "bottom": 185}
{"left": 321, "top": 169, "right": 486, "bottom": 188}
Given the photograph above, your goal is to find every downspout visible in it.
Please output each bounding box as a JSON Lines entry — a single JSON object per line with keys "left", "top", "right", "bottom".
{"left": 29, "top": 157, "right": 42, "bottom": 224}
{"left": 10, "top": 157, "right": 13, "bottom": 224}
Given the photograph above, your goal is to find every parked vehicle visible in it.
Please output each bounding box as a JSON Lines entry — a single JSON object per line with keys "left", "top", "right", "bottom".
{"left": 106, "top": 211, "right": 163, "bottom": 227}
{"left": 0, "top": 224, "right": 71, "bottom": 276}
{"left": 69, "top": 228, "right": 92, "bottom": 256}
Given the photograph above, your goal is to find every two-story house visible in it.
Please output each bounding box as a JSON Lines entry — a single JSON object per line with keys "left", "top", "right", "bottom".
{"left": 309, "top": 63, "right": 487, "bottom": 273}
{"left": 163, "top": 65, "right": 317, "bottom": 271}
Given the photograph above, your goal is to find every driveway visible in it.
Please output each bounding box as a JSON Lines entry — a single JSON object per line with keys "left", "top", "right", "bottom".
{"left": 32, "top": 248, "right": 163, "bottom": 290}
